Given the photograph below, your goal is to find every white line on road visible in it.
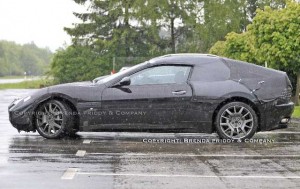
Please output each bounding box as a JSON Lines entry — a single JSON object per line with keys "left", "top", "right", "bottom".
{"left": 61, "top": 168, "right": 78, "bottom": 180}
{"left": 258, "top": 131, "right": 300, "bottom": 134}
{"left": 87, "top": 152, "right": 300, "bottom": 158}
{"left": 75, "top": 150, "right": 86, "bottom": 157}
{"left": 77, "top": 172, "right": 300, "bottom": 179}
{"left": 273, "top": 142, "right": 300, "bottom": 144}
{"left": 83, "top": 140, "right": 92, "bottom": 144}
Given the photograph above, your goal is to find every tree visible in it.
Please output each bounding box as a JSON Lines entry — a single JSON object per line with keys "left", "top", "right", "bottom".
{"left": 51, "top": 45, "right": 110, "bottom": 83}
{"left": 209, "top": 40, "right": 226, "bottom": 56}
{"left": 138, "top": 0, "right": 200, "bottom": 53}
{"left": 0, "top": 40, "right": 52, "bottom": 76}
{"left": 65, "top": 0, "right": 166, "bottom": 59}
{"left": 248, "top": 1, "right": 300, "bottom": 104}
{"left": 203, "top": 0, "right": 286, "bottom": 52}
{"left": 209, "top": 32, "right": 258, "bottom": 64}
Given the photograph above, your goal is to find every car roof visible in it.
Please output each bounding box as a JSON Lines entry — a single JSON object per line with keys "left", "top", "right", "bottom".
{"left": 148, "top": 53, "right": 221, "bottom": 66}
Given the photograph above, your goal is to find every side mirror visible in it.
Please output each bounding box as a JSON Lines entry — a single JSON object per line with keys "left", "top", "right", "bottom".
{"left": 119, "top": 77, "right": 131, "bottom": 86}
{"left": 92, "top": 78, "right": 99, "bottom": 84}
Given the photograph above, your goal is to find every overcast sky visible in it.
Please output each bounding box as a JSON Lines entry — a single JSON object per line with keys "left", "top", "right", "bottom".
{"left": 0, "top": 0, "right": 86, "bottom": 52}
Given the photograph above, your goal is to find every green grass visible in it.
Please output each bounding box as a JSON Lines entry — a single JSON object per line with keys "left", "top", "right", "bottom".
{"left": 0, "top": 75, "right": 35, "bottom": 79}
{"left": 0, "top": 79, "right": 53, "bottom": 89}
{"left": 292, "top": 106, "right": 300, "bottom": 118}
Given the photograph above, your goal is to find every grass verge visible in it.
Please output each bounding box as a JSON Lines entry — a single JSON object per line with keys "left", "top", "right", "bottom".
{"left": 0, "top": 79, "right": 53, "bottom": 89}
{"left": 0, "top": 76, "right": 35, "bottom": 79}
{"left": 292, "top": 106, "right": 300, "bottom": 118}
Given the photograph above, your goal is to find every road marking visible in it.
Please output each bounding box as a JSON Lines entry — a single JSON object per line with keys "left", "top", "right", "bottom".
{"left": 76, "top": 150, "right": 86, "bottom": 157}
{"left": 88, "top": 152, "right": 300, "bottom": 158}
{"left": 273, "top": 142, "right": 300, "bottom": 144}
{"left": 83, "top": 140, "right": 92, "bottom": 144}
{"left": 77, "top": 172, "right": 300, "bottom": 179}
{"left": 258, "top": 131, "right": 300, "bottom": 134}
{"left": 61, "top": 168, "right": 78, "bottom": 180}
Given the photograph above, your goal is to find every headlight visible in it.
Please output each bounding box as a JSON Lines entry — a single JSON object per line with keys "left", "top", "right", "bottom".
{"left": 23, "top": 96, "right": 31, "bottom": 102}
{"left": 13, "top": 98, "right": 23, "bottom": 105}
{"left": 12, "top": 96, "right": 31, "bottom": 106}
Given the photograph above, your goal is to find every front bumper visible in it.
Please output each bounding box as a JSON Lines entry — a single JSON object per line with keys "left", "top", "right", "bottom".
{"left": 8, "top": 101, "right": 35, "bottom": 132}
{"left": 262, "top": 101, "right": 294, "bottom": 131}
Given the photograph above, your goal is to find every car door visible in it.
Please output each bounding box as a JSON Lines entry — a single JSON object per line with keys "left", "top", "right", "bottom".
{"left": 129, "top": 65, "right": 193, "bottom": 127}
{"left": 100, "top": 84, "right": 153, "bottom": 128}
{"left": 100, "top": 65, "right": 193, "bottom": 130}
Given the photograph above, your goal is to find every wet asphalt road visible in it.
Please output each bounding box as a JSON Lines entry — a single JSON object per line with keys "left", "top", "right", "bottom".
{"left": 1, "top": 90, "right": 300, "bottom": 189}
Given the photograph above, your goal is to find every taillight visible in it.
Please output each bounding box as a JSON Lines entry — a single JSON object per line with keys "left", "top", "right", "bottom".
{"left": 279, "top": 87, "right": 292, "bottom": 104}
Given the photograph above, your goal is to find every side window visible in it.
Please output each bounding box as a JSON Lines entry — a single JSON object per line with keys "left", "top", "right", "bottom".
{"left": 130, "top": 65, "right": 191, "bottom": 85}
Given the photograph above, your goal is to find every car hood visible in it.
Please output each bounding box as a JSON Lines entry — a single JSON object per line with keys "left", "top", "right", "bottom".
{"left": 44, "top": 81, "right": 105, "bottom": 102}
{"left": 11, "top": 80, "right": 107, "bottom": 112}
{"left": 50, "top": 81, "right": 94, "bottom": 87}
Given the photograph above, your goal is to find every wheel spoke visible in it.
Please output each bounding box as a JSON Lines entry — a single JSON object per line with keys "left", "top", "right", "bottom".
{"left": 52, "top": 106, "right": 59, "bottom": 113}
{"left": 221, "top": 115, "right": 230, "bottom": 120}
{"left": 220, "top": 123, "right": 229, "bottom": 126}
{"left": 238, "top": 107, "right": 244, "bottom": 114}
{"left": 220, "top": 122, "right": 234, "bottom": 131}
{"left": 225, "top": 127, "right": 234, "bottom": 136}
{"left": 40, "top": 123, "right": 47, "bottom": 130}
{"left": 49, "top": 103, "right": 53, "bottom": 113}
{"left": 243, "top": 112, "right": 250, "bottom": 118}
{"left": 44, "top": 106, "right": 49, "bottom": 113}
{"left": 225, "top": 109, "right": 233, "bottom": 115}
{"left": 52, "top": 122, "right": 62, "bottom": 129}
{"left": 244, "top": 118, "right": 253, "bottom": 124}
{"left": 224, "top": 127, "right": 231, "bottom": 132}
{"left": 241, "top": 127, "right": 247, "bottom": 135}
{"left": 54, "top": 117, "right": 62, "bottom": 121}
{"left": 47, "top": 125, "right": 51, "bottom": 134}
{"left": 230, "top": 129, "right": 234, "bottom": 137}
{"left": 42, "top": 115, "right": 47, "bottom": 124}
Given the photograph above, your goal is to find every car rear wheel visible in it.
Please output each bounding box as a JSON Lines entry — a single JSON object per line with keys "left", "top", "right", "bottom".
{"left": 216, "top": 102, "right": 258, "bottom": 140}
{"left": 35, "top": 100, "right": 75, "bottom": 139}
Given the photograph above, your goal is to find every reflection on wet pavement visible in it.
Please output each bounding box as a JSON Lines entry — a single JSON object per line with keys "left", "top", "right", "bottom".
{"left": 1, "top": 90, "right": 300, "bottom": 189}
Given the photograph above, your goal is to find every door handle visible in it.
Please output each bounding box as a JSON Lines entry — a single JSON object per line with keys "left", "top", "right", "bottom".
{"left": 172, "top": 90, "right": 186, "bottom": 95}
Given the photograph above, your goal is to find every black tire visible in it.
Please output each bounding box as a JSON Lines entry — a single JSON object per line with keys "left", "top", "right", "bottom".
{"left": 35, "top": 100, "right": 75, "bottom": 139}
{"left": 215, "top": 102, "right": 258, "bottom": 140}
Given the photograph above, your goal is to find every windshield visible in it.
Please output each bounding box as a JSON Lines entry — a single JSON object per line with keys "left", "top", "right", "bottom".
{"left": 97, "top": 62, "right": 148, "bottom": 84}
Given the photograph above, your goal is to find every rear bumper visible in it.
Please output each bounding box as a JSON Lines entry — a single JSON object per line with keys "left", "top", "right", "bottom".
{"left": 261, "top": 102, "right": 294, "bottom": 131}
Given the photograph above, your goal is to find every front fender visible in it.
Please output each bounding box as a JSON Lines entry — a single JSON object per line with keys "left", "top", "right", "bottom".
{"left": 31, "top": 92, "right": 78, "bottom": 111}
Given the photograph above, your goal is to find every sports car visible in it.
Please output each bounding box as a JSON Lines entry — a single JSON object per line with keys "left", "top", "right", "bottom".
{"left": 8, "top": 54, "right": 294, "bottom": 140}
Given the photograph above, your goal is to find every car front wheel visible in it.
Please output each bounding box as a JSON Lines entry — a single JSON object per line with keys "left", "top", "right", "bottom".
{"left": 215, "top": 102, "right": 258, "bottom": 140}
{"left": 35, "top": 100, "right": 74, "bottom": 139}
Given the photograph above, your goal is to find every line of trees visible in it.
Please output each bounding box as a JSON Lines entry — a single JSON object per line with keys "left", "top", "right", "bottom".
{"left": 51, "top": 0, "right": 288, "bottom": 84}
{"left": 0, "top": 40, "right": 52, "bottom": 77}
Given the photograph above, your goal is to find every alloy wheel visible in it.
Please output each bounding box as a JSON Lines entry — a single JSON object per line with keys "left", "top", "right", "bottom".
{"left": 36, "top": 102, "right": 64, "bottom": 137}
{"left": 219, "top": 105, "right": 254, "bottom": 139}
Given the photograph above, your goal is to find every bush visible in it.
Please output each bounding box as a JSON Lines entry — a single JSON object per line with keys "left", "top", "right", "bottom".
{"left": 50, "top": 46, "right": 110, "bottom": 83}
